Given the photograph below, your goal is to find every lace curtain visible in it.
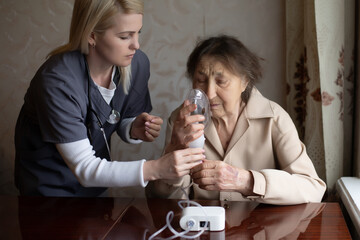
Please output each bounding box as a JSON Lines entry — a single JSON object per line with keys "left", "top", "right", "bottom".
{"left": 285, "top": 0, "right": 358, "bottom": 196}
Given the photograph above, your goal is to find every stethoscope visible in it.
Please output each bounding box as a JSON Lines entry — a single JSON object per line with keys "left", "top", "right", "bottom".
{"left": 84, "top": 56, "right": 120, "bottom": 161}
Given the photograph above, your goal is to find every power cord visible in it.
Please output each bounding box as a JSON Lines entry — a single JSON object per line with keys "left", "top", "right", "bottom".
{"left": 148, "top": 182, "right": 209, "bottom": 240}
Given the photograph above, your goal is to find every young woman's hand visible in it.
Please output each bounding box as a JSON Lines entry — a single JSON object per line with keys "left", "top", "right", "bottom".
{"left": 143, "top": 148, "right": 205, "bottom": 181}
{"left": 165, "top": 100, "right": 205, "bottom": 153}
{"left": 131, "top": 112, "right": 163, "bottom": 142}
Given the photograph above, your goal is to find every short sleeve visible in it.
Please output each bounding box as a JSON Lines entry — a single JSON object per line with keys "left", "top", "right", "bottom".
{"left": 28, "top": 53, "right": 88, "bottom": 143}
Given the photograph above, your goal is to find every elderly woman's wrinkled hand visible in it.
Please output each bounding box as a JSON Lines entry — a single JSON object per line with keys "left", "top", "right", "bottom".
{"left": 165, "top": 100, "right": 205, "bottom": 153}
{"left": 190, "top": 160, "right": 254, "bottom": 196}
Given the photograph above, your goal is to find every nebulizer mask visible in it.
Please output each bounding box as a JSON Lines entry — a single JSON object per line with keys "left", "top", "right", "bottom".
{"left": 186, "top": 89, "right": 210, "bottom": 148}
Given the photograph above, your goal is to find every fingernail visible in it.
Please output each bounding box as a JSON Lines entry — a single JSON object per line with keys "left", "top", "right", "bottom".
{"left": 145, "top": 122, "right": 150, "bottom": 126}
{"left": 145, "top": 126, "right": 149, "bottom": 131}
{"left": 201, "top": 149, "right": 205, "bottom": 153}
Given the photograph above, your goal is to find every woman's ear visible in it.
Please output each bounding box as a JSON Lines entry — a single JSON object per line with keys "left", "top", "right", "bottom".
{"left": 242, "top": 76, "right": 250, "bottom": 93}
{"left": 88, "top": 32, "right": 96, "bottom": 47}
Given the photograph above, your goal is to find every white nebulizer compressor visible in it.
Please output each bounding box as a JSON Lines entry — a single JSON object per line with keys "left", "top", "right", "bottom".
{"left": 180, "top": 206, "right": 226, "bottom": 231}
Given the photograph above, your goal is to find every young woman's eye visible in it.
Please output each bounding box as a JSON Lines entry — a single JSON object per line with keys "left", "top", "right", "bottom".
{"left": 120, "top": 36, "right": 130, "bottom": 40}
{"left": 119, "top": 34, "right": 131, "bottom": 40}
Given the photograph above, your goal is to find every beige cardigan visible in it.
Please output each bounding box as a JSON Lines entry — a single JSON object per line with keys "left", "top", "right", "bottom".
{"left": 147, "top": 88, "right": 326, "bottom": 205}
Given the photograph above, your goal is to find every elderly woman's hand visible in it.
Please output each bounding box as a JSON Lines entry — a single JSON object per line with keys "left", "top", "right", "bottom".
{"left": 191, "top": 160, "right": 255, "bottom": 196}
{"left": 165, "top": 100, "right": 205, "bottom": 153}
{"left": 131, "top": 112, "right": 163, "bottom": 142}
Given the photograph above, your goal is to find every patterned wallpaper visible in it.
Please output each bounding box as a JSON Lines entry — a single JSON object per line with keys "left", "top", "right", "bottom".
{"left": 0, "top": 0, "right": 285, "bottom": 196}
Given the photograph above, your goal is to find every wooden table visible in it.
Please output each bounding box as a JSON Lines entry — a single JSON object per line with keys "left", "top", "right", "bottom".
{"left": 0, "top": 196, "right": 351, "bottom": 239}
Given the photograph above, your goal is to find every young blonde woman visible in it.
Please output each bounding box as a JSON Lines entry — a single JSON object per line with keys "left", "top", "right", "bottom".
{"left": 14, "top": 0, "right": 204, "bottom": 197}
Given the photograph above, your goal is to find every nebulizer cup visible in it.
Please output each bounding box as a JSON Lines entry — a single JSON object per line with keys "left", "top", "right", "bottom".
{"left": 186, "top": 89, "right": 210, "bottom": 148}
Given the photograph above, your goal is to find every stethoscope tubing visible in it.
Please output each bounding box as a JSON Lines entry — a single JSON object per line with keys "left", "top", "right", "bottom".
{"left": 84, "top": 56, "right": 115, "bottom": 161}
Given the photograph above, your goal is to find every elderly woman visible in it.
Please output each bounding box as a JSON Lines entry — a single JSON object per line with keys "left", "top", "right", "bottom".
{"left": 148, "top": 35, "right": 326, "bottom": 205}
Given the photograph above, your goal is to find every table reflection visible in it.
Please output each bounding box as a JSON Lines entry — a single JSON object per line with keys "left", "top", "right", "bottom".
{"left": 0, "top": 196, "right": 347, "bottom": 240}
{"left": 223, "top": 202, "right": 325, "bottom": 240}
{"left": 107, "top": 198, "right": 325, "bottom": 240}
{"left": 17, "top": 196, "right": 132, "bottom": 240}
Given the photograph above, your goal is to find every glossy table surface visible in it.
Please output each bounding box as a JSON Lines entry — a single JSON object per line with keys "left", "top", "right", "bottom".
{"left": 0, "top": 195, "right": 351, "bottom": 239}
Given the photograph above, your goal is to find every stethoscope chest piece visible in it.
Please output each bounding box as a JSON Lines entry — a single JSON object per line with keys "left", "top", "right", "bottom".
{"left": 107, "top": 109, "right": 120, "bottom": 124}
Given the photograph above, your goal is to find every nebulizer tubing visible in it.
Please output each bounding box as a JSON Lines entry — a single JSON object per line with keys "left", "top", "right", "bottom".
{"left": 147, "top": 182, "right": 208, "bottom": 240}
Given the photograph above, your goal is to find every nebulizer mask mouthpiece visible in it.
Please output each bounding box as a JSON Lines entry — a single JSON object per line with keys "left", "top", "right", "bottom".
{"left": 186, "top": 89, "right": 210, "bottom": 149}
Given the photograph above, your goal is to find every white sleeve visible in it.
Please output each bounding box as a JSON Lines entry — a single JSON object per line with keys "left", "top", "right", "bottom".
{"left": 56, "top": 139, "right": 148, "bottom": 188}
{"left": 119, "top": 117, "right": 143, "bottom": 144}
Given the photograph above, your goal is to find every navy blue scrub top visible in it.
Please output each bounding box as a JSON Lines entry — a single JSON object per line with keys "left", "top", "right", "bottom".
{"left": 14, "top": 50, "right": 152, "bottom": 196}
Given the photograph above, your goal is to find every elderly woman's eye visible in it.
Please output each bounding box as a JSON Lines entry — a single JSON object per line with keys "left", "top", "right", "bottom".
{"left": 216, "top": 79, "right": 227, "bottom": 85}
{"left": 196, "top": 78, "right": 206, "bottom": 84}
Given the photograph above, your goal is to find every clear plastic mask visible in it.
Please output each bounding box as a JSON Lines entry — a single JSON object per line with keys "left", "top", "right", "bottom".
{"left": 186, "top": 88, "right": 210, "bottom": 128}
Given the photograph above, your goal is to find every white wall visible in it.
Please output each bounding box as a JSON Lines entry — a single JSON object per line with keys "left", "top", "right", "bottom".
{"left": 0, "top": 0, "right": 285, "bottom": 196}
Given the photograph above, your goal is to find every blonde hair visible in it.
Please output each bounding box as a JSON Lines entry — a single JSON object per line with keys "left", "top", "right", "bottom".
{"left": 48, "top": 0, "right": 144, "bottom": 94}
